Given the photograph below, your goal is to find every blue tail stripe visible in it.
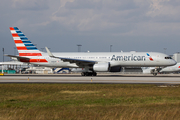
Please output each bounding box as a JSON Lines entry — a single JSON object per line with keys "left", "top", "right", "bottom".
{"left": 16, "top": 31, "right": 22, "bottom": 33}
{"left": 24, "top": 44, "right": 34, "bottom": 46}
{"left": 14, "top": 27, "right": 19, "bottom": 30}
{"left": 27, "top": 48, "right": 38, "bottom": 50}
{"left": 20, "top": 36, "right": 27, "bottom": 38}
{"left": 21, "top": 38, "right": 28, "bottom": 40}
{"left": 26, "top": 46, "right": 37, "bottom": 49}
{"left": 18, "top": 34, "right": 25, "bottom": 37}
{"left": 22, "top": 41, "right": 31, "bottom": 43}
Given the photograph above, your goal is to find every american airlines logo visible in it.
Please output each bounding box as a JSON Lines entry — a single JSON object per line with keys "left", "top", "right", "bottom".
{"left": 146, "top": 53, "right": 153, "bottom": 61}
{"left": 111, "top": 54, "right": 146, "bottom": 61}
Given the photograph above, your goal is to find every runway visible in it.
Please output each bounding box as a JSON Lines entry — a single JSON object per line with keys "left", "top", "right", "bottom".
{"left": 0, "top": 74, "right": 180, "bottom": 84}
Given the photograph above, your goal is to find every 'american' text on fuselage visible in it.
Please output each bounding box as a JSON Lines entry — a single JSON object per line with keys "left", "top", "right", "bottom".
{"left": 111, "top": 54, "right": 146, "bottom": 61}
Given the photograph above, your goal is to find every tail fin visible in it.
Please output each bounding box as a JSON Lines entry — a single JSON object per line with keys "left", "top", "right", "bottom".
{"left": 9, "top": 27, "right": 42, "bottom": 56}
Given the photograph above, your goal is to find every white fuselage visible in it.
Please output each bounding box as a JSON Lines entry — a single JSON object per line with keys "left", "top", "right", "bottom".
{"left": 19, "top": 52, "right": 176, "bottom": 68}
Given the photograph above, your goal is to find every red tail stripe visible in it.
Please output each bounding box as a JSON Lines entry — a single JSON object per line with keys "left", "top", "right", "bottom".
{"left": 17, "top": 47, "right": 27, "bottom": 50}
{"left": 10, "top": 27, "right": 15, "bottom": 30}
{"left": 19, "top": 53, "right": 42, "bottom": 56}
{"left": 12, "top": 33, "right": 19, "bottom": 37}
{"left": 20, "top": 59, "right": 48, "bottom": 63}
{"left": 14, "top": 40, "right": 23, "bottom": 43}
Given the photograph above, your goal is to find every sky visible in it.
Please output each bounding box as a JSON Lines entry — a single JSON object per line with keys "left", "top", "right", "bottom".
{"left": 1, "top": 0, "right": 180, "bottom": 62}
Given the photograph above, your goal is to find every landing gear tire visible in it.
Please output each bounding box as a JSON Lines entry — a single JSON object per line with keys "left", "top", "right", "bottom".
{"left": 151, "top": 68, "right": 160, "bottom": 76}
{"left": 86, "top": 72, "right": 91, "bottom": 76}
{"left": 153, "top": 73, "right": 157, "bottom": 76}
{"left": 92, "top": 72, "right": 97, "bottom": 76}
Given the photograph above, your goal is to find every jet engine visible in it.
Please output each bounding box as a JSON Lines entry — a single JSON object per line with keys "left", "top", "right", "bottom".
{"left": 93, "top": 62, "right": 110, "bottom": 72}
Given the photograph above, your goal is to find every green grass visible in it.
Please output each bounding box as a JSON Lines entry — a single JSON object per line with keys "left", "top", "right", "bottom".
{"left": 0, "top": 84, "right": 180, "bottom": 120}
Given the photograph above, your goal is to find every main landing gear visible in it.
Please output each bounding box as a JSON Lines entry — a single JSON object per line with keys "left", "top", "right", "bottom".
{"left": 153, "top": 73, "right": 157, "bottom": 76}
{"left": 151, "top": 68, "right": 160, "bottom": 76}
{"left": 81, "top": 72, "right": 97, "bottom": 76}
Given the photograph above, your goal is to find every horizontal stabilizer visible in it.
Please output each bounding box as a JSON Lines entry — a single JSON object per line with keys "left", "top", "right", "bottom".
{"left": 5, "top": 54, "right": 30, "bottom": 60}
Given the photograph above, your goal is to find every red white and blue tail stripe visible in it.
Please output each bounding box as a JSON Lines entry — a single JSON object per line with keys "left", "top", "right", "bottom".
{"left": 9, "top": 27, "right": 42, "bottom": 56}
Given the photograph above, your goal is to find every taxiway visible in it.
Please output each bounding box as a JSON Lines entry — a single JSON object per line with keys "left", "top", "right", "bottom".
{"left": 0, "top": 74, "right": 180, "bottom": 84}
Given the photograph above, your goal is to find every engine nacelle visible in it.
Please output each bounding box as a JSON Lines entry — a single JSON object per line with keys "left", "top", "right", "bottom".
{"left": 109, "top": 66, "right": 122, "bottom": 72}
{"left": 93, "top": 62, "right": 110, "bottom": 72}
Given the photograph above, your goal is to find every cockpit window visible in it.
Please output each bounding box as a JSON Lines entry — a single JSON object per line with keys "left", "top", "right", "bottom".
{"left": 165, "top": 57, "right": 172, "bottom": 59}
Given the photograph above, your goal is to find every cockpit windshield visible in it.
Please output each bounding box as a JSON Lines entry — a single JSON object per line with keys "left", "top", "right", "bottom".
{"left": 165, "top": 57, "right": 172, "bottom": 59}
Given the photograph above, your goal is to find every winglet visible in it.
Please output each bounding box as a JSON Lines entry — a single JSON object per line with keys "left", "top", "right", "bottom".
{"left": 45, "top": 47, "right": 54, "bottom": 57}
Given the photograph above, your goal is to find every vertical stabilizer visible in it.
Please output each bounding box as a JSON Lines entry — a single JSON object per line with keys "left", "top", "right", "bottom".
{"left": 9, "top": 27, "right": 42, "bottom": 56}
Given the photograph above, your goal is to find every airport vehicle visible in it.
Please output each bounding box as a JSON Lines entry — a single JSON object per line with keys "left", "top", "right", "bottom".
{"left": 6, "top": 27, "right": 176, "bottom": 76}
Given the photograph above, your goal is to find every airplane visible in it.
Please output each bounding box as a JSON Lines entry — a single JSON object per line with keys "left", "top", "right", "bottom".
{"left": 142, "top": 63, "right": 180, "bottom": 74}
{"left": 6, "top": 27, "right": 177, "bottom": 76}
{"left": 159, "top": 63, "right": 180, "bottom": 73}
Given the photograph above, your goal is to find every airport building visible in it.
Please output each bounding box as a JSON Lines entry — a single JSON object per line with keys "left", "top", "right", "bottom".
{"left": 172, "top": 52, "right": 180, "bottom": 63}
{"left": 0, "top": 60, "right": 70, "bottom": 74}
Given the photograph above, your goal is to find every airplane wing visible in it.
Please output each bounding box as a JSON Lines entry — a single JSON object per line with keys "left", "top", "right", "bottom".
{"left": 45, "top": 47, "right": 97, "bottom": 66}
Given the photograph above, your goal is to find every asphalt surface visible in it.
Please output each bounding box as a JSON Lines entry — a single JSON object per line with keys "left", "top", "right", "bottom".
{"left": 0, "top": 73, "right": 180, "bottom": 84}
